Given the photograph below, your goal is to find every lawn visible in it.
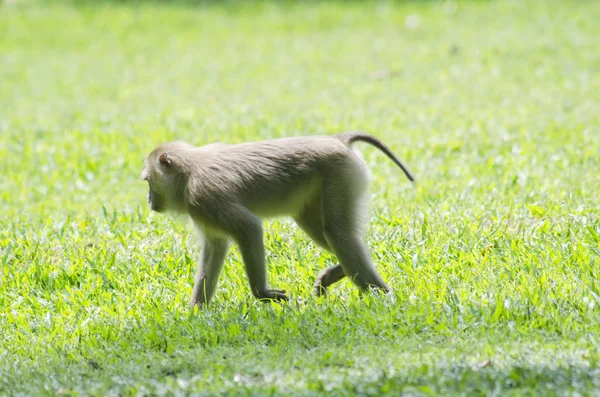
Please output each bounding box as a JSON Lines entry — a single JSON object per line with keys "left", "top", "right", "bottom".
{"left": 1, "top": 0, "right": 600, "bottom": 395}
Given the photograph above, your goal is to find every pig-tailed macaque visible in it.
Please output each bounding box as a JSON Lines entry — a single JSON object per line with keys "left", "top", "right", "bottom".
{"left": 141, "top": 132, "right": 414, "bottom": 307}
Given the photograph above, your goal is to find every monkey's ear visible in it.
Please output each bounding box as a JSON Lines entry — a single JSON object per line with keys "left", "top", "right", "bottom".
{"left": 159, "top": 152, "right": 172, "bottom": 168}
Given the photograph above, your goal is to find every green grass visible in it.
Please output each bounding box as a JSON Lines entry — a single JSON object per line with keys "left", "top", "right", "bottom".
{"left": 1, "top": 0, "right": 600, "bottom": 395}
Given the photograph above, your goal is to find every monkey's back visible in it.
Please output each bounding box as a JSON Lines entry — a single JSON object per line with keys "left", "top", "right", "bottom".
{"left": 193, "top": 136, "right": 359, "bottom": 217}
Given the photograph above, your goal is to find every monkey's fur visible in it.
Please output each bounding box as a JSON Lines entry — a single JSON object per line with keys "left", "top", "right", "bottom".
{"left": 141, "top": 132, "right": 414, "bottom": 307}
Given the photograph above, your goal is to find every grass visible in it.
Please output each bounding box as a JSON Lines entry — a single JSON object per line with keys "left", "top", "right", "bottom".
{"left": 1, "top": 0, "right": 600, "bottom": 394}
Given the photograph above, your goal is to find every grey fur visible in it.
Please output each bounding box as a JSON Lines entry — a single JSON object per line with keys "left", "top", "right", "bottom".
{"left": 141, "top": 132, "right": 414, "bottom": 307}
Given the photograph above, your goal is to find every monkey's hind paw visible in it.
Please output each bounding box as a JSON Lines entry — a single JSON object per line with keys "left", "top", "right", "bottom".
{"left": 313, "top": 264, "right": 345, "bottom": 296}
{"left": 256, "top": 289, "right": 289, "bottom": 302}
{"left": 313, "top": 282, "right": 327, "bottom": 297}
{"left": 313, "top": 283, "right": 327, "bottom": 296}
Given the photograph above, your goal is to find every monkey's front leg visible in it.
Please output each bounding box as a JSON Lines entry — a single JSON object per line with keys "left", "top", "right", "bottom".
{"left": 232, "top": 212, "right": 288, "bottom": 302}
{"left": 190, "top": 235, "right": 230, "bottom": 308}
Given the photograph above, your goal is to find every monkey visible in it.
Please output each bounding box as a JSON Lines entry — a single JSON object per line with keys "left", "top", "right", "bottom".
{"left": 141, "top": 132, "right": 414, "bottom": 307}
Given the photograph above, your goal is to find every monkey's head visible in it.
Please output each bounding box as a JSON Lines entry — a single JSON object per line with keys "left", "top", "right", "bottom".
{"left": 141, "top": 141, "right": 194, "bottom": 213}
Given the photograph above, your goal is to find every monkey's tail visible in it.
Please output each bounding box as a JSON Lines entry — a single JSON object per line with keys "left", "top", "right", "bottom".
{"left": 340, "top": 132, "right": 415, "bottom": 182}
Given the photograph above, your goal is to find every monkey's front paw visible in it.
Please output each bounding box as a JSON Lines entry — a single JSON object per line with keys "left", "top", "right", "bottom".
{"left": 255, "top": 289, "right": 289, "bottom": 302}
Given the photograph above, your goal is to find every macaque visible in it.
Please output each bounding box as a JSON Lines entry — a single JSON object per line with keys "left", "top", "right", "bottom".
{"left": 141, "top": 132, "right": 414, "bottom": 307}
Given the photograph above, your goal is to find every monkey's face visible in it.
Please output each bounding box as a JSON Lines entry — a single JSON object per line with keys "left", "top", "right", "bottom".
{"left": 147, "top": 185, "right": 166, "bottom": 212}
{"left": 142, "top": 172, "right": 167, "bottom": 213}
{"left": 141, "top": 151, "right": 176, "bottom": 213}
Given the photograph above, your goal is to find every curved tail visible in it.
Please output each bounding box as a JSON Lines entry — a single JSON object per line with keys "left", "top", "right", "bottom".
{"left": 338, "top": 132, "right": 415, "bottom": 182}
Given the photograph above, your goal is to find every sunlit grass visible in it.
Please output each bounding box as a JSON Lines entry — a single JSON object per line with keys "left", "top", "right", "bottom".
{"left": 1, "top": 0, "right": 600, "bottom": 394}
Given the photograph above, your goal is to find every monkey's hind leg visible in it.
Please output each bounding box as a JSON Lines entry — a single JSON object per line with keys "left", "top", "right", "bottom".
{"left": 321, "top": 166, "right": 390, "bottom": 294}
{"left": 294, "top": 196, "right": 347, "bottom": 296}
